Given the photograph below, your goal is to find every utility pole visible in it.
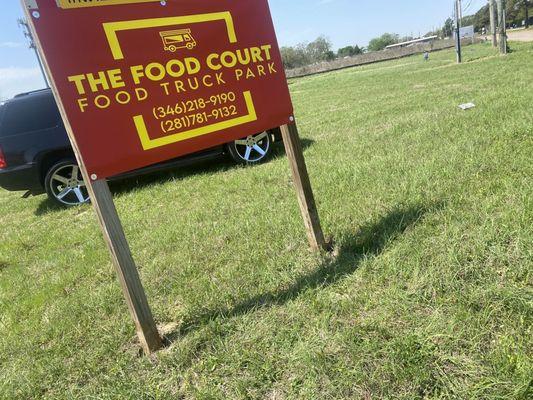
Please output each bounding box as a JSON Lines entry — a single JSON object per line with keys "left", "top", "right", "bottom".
{"left": 17, "top": 18, "right": 49, "bottom": 88}
{"left": 496, "top": 0, "right": 507, "bottom": 54}
{"left": 526, "top": 0, "right": 530, "bottom": 29}
{"left": 455, "top": 0, "right": 462, "bottom": 63}
{"left": 489, "top": 0, "right": 498, "bottom": 47}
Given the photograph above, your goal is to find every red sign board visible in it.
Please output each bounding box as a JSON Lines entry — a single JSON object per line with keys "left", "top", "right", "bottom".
{"left": 27, "top": 0, "right": 293, "bottom": 179}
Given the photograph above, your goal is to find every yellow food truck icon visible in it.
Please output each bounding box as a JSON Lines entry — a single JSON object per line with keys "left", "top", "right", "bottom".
{"left": 159, "top": 29, "right": 197, "bottom": 52}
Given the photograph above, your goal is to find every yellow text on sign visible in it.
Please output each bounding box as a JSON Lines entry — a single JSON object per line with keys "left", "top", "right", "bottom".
{"left": 102, "top": 13, "right": 258, "bottom": 150}
{"left": 134, "top": 91, "right": 257, "bottom": 150}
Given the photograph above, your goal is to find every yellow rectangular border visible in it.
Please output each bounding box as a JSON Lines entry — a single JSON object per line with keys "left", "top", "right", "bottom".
{"left": 56, "top": 0, "right": 160, "bottom": 8}
{"left": 134, "top": 91, "right": 257, "bottom": 150}
{"left": 103, "top": 12, "right": 236, "bottom": 60}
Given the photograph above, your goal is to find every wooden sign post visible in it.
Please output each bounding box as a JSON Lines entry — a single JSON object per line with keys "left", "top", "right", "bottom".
{"left": 281, "top": 121, "right": 327, "bottom": 251}
{"left": 90, "top": 180, "right": 162, "bottom": 353}
{"left": 22, "top": 0, "right": 327, "bottom": 354}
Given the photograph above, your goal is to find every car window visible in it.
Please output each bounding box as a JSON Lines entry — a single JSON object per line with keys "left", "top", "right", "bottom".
{"left": 0, "top": 94, "right": 60, "bottom": 137}
{"left": 0, "top": 104, "right": 5, "bottom": 130}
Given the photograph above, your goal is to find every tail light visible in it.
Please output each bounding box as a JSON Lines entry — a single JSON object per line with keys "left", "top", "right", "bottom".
{"left": 0, "top": 145, "right": 6, "bottom": 169}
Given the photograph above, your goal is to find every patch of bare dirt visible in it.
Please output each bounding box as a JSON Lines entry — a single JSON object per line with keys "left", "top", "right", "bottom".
{"left": 507, "top": 28, "right": 533, "bottom": 42}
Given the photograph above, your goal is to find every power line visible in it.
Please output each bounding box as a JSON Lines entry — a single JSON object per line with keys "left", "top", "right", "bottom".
{"left": 462, "top": 0, "right": 474, "bottom": 14}
{"left": 17, "top": 18, "right": 49, "bottom": 88}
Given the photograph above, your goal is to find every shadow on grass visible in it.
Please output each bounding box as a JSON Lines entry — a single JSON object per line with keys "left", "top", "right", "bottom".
{"left": 165, "top": 202, "right": 440, "bottom": 344}
{"left": 33, "top": 139, "right": 315, "bottom": 216}
{"left": 34, "top": 200, "right": 65, "bottom": 216}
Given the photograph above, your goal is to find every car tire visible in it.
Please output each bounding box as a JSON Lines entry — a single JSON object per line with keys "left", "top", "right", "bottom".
{"left": 226, "top": 131, "right": 273, "bottom": 164}
{"left": 44, "top": 159, "right": 90, "bottom": 207}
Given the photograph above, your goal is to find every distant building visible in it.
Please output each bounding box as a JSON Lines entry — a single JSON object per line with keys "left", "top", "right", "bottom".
{"left": 385, "top": 35, "right": 438, "bottom": 50}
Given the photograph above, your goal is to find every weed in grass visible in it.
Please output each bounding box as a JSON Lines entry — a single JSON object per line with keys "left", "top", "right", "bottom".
{"left": 0, "top": 260, "right": 9, "bottom": 272}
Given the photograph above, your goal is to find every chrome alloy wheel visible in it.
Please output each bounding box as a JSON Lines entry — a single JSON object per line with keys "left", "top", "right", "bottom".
{"left": 48, "top": 164, "right": 90, "bottom": 206}
{"left": 233, "top": 131, "right": 271, "bottom": 163}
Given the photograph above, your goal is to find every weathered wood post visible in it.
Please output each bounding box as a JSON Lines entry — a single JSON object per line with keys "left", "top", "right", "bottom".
{"left": 90, "top": 180, "right": 162, "bottom": 353}
{"left": 281, "top": 120, "right": 328, "bottom": 251}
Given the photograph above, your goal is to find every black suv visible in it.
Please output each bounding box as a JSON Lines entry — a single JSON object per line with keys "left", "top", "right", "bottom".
{"left": 0, "top": 89, "right": 279, "bottom": 207}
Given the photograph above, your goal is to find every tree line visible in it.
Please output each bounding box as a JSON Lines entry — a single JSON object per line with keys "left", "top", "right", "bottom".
{"left": 280, "top": 36, "right": 365, "bottom": 70}
{"left": 280, "top": 32, "right": 425, "bottom": 70}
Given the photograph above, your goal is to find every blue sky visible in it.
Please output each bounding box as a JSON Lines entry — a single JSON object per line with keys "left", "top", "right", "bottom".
{"left": 0, "top": 0, "right": 487, "bottom": 100}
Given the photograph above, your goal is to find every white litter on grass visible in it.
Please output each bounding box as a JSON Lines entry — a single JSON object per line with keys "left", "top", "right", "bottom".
{"left": 459, "top": 103, "right": 476, "bottom": 110}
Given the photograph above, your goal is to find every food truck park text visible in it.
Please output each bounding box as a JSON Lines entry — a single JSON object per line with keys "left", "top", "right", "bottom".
{"left": 67, "top": 44, "right": 277, "bottom": 112}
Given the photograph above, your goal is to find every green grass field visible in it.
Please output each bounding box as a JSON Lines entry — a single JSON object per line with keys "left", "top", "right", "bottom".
{"left": 1, "top": 42, "right": 532, "bottom": 399}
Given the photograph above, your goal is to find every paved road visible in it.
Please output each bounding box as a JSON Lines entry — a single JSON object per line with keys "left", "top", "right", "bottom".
{"left": 507, "top": 28, "right": 533, "bottom": 42}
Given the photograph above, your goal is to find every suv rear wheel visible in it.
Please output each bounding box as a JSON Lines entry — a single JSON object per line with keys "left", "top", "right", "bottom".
{"left": 227, "top": 131, "right": 272, "bottom": 164}
{"left": 44, "top": 159, "right": 90, "bottom": 207}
